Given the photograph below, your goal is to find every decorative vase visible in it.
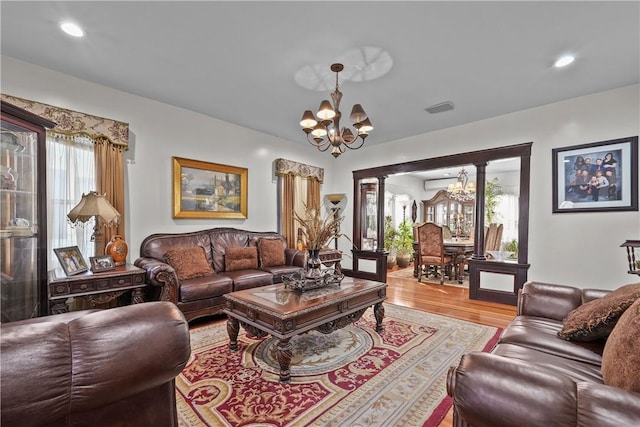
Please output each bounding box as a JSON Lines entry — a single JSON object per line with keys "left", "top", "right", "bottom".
{"left": 306, "top": 248, "right": 322, "bottom": 279}
{"left": 105, "top": 235, "right": 128, "bottom": 266}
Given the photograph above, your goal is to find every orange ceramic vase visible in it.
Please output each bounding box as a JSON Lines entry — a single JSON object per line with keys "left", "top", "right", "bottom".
{"left": 105, "top": 235, "right": 128, "bottom": 266}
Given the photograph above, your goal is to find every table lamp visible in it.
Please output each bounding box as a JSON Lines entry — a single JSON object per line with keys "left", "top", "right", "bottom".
{"left": 67, "top": 191, "right": 121, "bottom": 257}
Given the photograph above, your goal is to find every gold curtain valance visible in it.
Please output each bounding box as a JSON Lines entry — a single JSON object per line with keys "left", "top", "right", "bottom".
{"left": 275, "top": 158, "right": 324, "bottom": 183}
{"left": 1, "top": 93, "right": 129, "bottom": 149}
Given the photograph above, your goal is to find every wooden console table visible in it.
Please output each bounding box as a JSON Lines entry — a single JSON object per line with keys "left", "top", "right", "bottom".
{"left": 48, "top": 264, "right": 146, "bottom": 314}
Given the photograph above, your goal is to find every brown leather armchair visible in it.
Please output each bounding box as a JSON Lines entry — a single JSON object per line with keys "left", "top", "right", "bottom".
{"left": 1, "top": 302, "right": 191, "bottom": 427}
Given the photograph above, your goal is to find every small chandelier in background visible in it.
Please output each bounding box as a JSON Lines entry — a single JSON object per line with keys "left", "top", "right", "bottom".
{"left": 300, "top": 63, "right": 373, "bottom": 158}
{"left": 447, "top": 168, "right": 476, "bottom": 202}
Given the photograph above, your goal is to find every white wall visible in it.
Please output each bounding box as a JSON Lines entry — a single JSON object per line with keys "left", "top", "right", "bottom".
{"left": 2, "top": 56, "right": 639, "bottom": 290}
{"left": 329, "top": 85, "right": 640, "bottom": 290}
{"left": 1, "top": 56, "right": 334, "bottom": 260}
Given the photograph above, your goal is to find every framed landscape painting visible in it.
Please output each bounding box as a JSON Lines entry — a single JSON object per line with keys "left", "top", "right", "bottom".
{"left": 552, "top": 136, "right": 638, "bottom": 213}
{"left": 173, "top": 157, "right": 248, "bottom": 219}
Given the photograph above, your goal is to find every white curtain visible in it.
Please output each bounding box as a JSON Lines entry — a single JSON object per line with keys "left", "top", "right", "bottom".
{"left": 496, "top": 193, "right": 519, "bottom": 245}
{"left": 46, "top": 135, "right": 96, "bottom": 268}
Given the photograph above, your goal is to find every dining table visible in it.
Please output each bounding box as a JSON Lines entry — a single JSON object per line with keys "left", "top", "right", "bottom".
{"left": 412, "top": 239, "right": 475, "bottom": 283}
{"left": 444, "top": 239, "right": 475, "bottom": 283}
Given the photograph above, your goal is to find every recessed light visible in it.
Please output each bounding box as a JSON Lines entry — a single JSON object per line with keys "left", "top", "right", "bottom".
{"left": 554, "top": 55, "right": 575, "bottom": 68}
{"left": 60, "top": 22, "right": 84, "bottom": 37}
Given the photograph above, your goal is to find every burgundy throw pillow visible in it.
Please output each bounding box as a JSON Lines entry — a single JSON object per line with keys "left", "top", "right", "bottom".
{"left": 164, "top": 246, "right": 214, "bottom": 281}
{"left": 257, "top": 238, "right": 285, "bottom": 267}
{"left": 601, "top": 298, "right": 640, "bottom": 392}
{"left": 225, "top": 247, "right": 258, "bottom": 271}
{"left": 558, "top": 283, "right": 640, "bottom": 341}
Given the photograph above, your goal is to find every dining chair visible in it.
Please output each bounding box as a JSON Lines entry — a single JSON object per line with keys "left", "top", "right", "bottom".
{"left": 484, "top": 223, "right": 504, "bottom": 257}
{"left": 416, "top": 222, "right": 455, "bottom": 285}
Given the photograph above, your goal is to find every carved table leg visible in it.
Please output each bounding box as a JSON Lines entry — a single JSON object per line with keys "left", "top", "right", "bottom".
{"left": 131, "top": 287, "right": 145, "bottom": 304}
{"left": 374, "top": 302, "right": 385, "bottom": 333}
{"left": 276, "top": 338, "right": 293, "bottom": 383}
{"left": 227, "top": 317, "right": 240, "bottom": 352}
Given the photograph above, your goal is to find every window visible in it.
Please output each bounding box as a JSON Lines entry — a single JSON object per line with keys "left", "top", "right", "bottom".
{"left": 46, "top": 134, "right": 96, "bottom": 267}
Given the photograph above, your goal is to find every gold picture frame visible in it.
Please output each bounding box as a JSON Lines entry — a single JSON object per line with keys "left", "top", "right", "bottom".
{"left": 173, "top": 157, "right": 248, "bottom": 219}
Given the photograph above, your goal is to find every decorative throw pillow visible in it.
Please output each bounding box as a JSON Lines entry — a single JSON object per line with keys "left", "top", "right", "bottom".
{"left": 164, "top": 246, "right": 214, "bottom": 281}
{"left": 558, "top": 283, "right": 640, "bottom": 341}
{"left": 225, "top": 247, "right": 258, "bottom": 271}
{"left": 601, "top": 298, "right": 640, "bottom": 392}
{"left": 257, "top": 238, "right": 285, "bottom": 267}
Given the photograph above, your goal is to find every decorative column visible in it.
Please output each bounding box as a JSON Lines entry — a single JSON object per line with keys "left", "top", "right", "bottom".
{"left": 471, "top": 162, "right": 488, "bottom": 260}
{"left": 376, "top": 175, "right": 387, "bottom": 253}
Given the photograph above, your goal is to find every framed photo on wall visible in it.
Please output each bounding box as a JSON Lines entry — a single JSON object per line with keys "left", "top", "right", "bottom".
{"left": 552, "top": 136, "right": 638, "bottom": 213}
{"left": 172, "top": 157, "right": 248, "bottom": 219}
{"left": 54, "top": 246, "right": 89, "bottom": 276}
{"left": 89, "top": 255, "right": 116, "bottom": 273}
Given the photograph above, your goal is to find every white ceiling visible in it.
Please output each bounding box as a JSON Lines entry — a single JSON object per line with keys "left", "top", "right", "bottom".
{"left": 1, "top": 1, "right": 638, "bottom": 154}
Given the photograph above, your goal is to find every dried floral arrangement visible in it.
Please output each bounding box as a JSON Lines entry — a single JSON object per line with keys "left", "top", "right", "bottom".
{"left": 294, "top": 205, "right": 343, "bottom": 250}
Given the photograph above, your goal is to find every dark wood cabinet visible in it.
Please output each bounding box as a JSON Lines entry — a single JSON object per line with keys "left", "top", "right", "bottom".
{"left": 422, "top": 190, "right": 474, "bottom": 237}
{"left": 1, "top": 101, "right": 54, "bottom": 322}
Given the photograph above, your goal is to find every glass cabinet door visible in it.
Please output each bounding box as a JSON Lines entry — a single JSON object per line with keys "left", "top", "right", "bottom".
{"left": 360, "top": 182, "right": 378, "bottom": 250}
{"left": 1, "top": 102, "right": 51, "bottom": 322}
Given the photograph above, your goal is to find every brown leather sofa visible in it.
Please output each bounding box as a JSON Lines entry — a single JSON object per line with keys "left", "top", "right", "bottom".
{"left": 446, "top": 281, "right": 640, "bottom": 427}
{"left": 135, "top": 227, "right": 305, "bottom": 322}
{"left": 1, "top": 301, "right": 190, "bottom": 427}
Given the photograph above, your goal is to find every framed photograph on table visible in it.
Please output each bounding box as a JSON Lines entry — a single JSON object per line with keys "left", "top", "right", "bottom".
{"left": 54, "top": 246, "right": 89, "bottom": 276}
{"left": 552, "top": 136, "right": 638, "bottom": 213}
{"left": 172, "top": 157, "right": 248, "bottom": 219}
{"left": 89, "top": 255, "right": 116, "bottom": 273}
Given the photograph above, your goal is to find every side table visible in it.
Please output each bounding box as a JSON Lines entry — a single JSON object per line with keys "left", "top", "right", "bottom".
{"left": 48, "top": 264, "right": 147, "bottom": 314}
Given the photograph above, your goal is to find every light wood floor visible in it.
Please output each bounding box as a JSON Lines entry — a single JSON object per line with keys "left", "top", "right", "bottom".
{"left": 385, "top": 267, "right": 517, "bottom": 426}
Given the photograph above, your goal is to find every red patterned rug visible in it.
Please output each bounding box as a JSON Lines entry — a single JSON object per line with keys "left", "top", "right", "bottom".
{"left": 177, "top": 303, "right": 500, "bottom": 426}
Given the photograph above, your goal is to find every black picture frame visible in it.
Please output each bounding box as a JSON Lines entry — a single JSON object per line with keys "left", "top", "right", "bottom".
{"left": 54, "top": 246, "right": 89, "bottom": 276}
{"left": 89, "top": 255, "right": 116, "bottom": 273}
{"left": 552, "top": 136, "right": 638, "bottom": 213}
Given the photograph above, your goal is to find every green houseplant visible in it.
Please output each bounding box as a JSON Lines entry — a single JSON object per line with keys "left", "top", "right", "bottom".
{"left": 393, "top": 219, "right": 414, "bottom": 268}
{"left": 384, "top": 215, "right": 397, "bottom": 268}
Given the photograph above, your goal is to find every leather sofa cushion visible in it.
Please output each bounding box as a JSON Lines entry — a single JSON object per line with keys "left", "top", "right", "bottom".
{"left": 225, "top": 247, "right": 258, "bottom": 271}
{"left": 257, "top": 238, "right": 286, "bottom": 267}
{"left": 164, "top": 246, "right": 214, "bottom": 280}
{"left": 224, "top": 269, "right": 273, "bottom": 291}
{"left": 260, "top": 264, "right": 304, "bottom": 283}
{"left": 602, "top": 298, "right": 640, "bottom": 392}
{"left": 179, "top": 274, "right": 232, "bottom": 303}
{"left": 558, "top": 283, "right": 640, "bottom": 341}
{"left": 492, "top": 343, "right": 604, "bottom": 384}
{"left": 500, "top": 316, "right": 604, "bottom": 366}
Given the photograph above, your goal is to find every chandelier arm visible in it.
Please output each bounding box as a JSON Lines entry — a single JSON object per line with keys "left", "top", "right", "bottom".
{"left": 305, "top": 134, "right": 332, "bottom": 150}
{"left": 342, "top": 133, "right": 367, "bottom": 150}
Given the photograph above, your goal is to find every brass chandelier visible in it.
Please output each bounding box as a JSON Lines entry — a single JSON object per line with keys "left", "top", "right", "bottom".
{"left": 299, "top": 63, "right": 373, "bottom": 158}
{"left": 447, "top": 168, "right": 476, "bottom": 202}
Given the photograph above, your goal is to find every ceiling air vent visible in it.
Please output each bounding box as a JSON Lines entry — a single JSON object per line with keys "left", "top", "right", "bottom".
{"left": 425, "top": 101, "right": 455, "bottom": 114}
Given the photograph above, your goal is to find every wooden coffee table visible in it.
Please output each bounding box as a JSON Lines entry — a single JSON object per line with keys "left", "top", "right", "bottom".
{"left": 223, "top": 277, "right": 387, "bottom": 383}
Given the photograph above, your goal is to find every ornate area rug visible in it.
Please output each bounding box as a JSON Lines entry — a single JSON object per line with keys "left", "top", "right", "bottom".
{"left": 177, "top": 303, "right": 500, "bottom": 426}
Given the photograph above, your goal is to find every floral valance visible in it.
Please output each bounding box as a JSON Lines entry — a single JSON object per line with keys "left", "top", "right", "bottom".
{"left": 1, "top": 93, "right": 129, "bottom": 149}
{"left": 275, "top": 158, "right": 324, "bottom": 183}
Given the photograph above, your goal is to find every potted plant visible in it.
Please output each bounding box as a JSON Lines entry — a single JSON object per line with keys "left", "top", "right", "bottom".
{"left": 393, "top": 219, "right": 414, "bottom": 268}
{"left": 384, "top": 215, "right": 397, "bottom": 269}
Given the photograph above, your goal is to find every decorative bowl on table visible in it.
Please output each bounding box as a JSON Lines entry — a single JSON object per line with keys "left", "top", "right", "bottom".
{"left": 282, "top": 268, "right": 344, "bottom": 292}
{"left": 487, "top": 250, "right": 514, "bottom": 261}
